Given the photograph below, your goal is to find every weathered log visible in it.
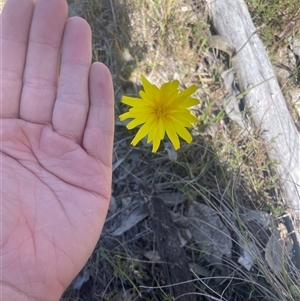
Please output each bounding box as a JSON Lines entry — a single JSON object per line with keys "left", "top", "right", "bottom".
{"left": 206, "top": 0, "right": 300, "bottom": 231}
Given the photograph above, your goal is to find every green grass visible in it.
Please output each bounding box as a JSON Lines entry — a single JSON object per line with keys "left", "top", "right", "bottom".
{"left": 62, "top": 0, "right": 300, "bottom": 300}
{"left": 246, "top": 0, "right": 300, "bottom": 53}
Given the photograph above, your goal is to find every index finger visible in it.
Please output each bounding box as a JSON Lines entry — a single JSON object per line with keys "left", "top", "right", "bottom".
{"left": 83, "top": 63, "right": 114, "bottom": 167}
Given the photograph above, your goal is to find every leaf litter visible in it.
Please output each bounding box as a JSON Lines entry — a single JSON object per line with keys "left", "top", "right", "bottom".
{"left": 61, "top": 0, "right": 300, "bottom": 300}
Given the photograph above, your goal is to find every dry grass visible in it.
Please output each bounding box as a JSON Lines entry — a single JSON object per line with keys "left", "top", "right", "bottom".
{"left": 61, "top": 0, "right": 300, "bottom": 300}
{"left": 64, "top": 2, "right": 300, "bottom": 301}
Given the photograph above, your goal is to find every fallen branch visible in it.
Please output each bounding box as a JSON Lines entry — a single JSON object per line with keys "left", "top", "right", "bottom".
{"left": 150, "top": 193, "right": 196, "bottom": 301}
{"left": 206, "top": 0, "right": 300, "bottom": 233}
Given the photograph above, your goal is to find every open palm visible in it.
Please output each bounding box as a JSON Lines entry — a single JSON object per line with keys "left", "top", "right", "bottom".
{"left": 1, "top": 0, "right": 114, "bottom": 300}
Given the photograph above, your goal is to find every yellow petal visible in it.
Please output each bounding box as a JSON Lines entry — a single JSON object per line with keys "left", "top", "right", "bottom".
{"left": 122, "top": 96, "right": 142, "bottom": 107}
{"left": 119, "top": 111, "right": 134, "bottom": 121}
{"left": 173, "top": 122, "right": 193, "bottom": 143}
{"left": 151, "top": 132, "right": 162, "bottom": 153}
{"left": 145, "top": 117, "right": 165, "bottom": 152}
{"left": 120, "top": 106, "right": 153, "bottom": 121}
{"left": 145, "top": 119, "right": 158, "bottom": 143}
{"left": 131, "top": 123, "right": 150, "bottom": 146}
{"left": 187, "top": 113, "right": 200, "bottom": 124}
{"left": 177, "top": 85, "right": 198, "bottom": 98}
{"left": 165, "top": 119, "right": 180, "bottom": 150}
{"left": 128, "top": 107, "right": 153, "bottom": 117}
{"left": 158, "top": 118, "right": 165, "bottom": 140}
{"left": 170, "top": 110, "right": 200, "bottom": 125}
{"left": 126, "top": 118, "right": 146, "bottom": 129}
{"left": 161, "top": 80, "right": 179, "bottom": 101}
{"left": 141, "top": 75, "right": 160, "bottom": 101}
{"left": 178, "top": 97, "right": 199, "bottom": 108}
{"left": 147, "top": 130, "right": 154, "bottom": 144}
{"left": 169, "top": 115, "right": 194, "bottom": 128}
{"left": 139, "top": 90, "right": 155, "bottom": 106}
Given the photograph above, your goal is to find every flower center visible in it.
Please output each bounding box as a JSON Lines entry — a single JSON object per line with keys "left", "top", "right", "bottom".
{"left": 156, "top": 107, "right": 166, "bottom": 117}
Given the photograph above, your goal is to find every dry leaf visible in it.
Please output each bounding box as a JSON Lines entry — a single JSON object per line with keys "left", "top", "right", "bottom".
{"left": 143, "top": 250, "right": 161, "bottom": 262}
{"left": 221, "top": 69, "right": 247, "bottom": 129}
{"left": 110, "top": 202, "right": 149, "bottom": 236}
{"left": 186, "top": 202, "right": 232, "bottom": 266}
{"left": 265, "top": 230, "right": 285, "bottom": 274}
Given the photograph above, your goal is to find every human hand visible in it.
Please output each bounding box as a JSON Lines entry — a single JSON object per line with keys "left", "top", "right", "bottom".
{"left": 0, "top": 0, "right": 114, "bottom": 300}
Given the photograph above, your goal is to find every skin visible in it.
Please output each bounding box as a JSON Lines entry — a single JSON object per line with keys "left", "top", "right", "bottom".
{"left": 0, "top": 0, "right": 114, "bottom": 300}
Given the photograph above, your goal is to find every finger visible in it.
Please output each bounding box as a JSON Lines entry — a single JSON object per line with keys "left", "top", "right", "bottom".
{"left": 20, "top": 0, "right": 67, "bottom": 123}
{"left": 83, "top": 63, "right": 114, "bottom": 166}
{"left": 52, "top": 17, "right": 91, "bottom": 143}
{"left": 0, "top": 0, "right": 34, "bottom": 118}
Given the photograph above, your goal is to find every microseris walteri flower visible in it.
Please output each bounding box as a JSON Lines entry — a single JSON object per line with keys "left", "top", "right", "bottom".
{"left": 119, "top": 76, "right": 200, "bottom": 153}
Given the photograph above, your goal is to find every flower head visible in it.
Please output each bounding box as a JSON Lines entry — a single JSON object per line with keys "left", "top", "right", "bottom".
{"left": 119, "top": 76, "right": 200, "bottom": 153}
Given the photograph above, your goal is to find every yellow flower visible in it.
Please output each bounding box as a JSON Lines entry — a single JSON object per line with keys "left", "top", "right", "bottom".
{"left": 119, "top": 76, "right": 200, "bottom": 153}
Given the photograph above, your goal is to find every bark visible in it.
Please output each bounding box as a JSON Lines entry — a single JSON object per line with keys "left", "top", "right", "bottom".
{"left": 206, "top": 0, "right": 300, "bottom": 231}
{"left": 150, "top": 194, "right": 197, "bottom": 301}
